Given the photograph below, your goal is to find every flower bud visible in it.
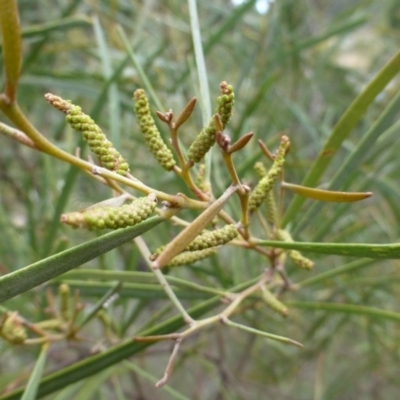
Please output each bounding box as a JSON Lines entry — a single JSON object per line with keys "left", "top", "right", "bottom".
{"left": 217, "top": 81, "right": 235, "bottom": 127}
{"left": 0, "top": 312, "right": 27, "bottom": 344}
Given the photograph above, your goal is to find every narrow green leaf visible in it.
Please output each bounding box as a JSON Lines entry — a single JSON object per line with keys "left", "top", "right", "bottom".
{"left": 20, "top": 16, "right": 91, "bottom": 38}
{"left": 283, "top": 48, "right": 400, "bottom": 225}
{"left": 291, "top": 83, "right": 400, "bottom": 236}
{"left": 51, "top": 280, "right": 212, "bottom": 300}
{"left": 188, "top": 0, "right": 211, "bottom": 124}
{"left": 292, "top": 16, "right": 367, "bottom": 52}
{"left": 75, "top": 282, "right": 122, "bottom": 330}
{"left": 296, "top": 259, "right": 374, "bottom": 288}
{"left": 288, "top": 301, "right": 400, "bottom": 324}
{"left": 93, "top": 16, "right": 121, "bottom": 149}
{"left": 187, "top": 0, "right": 213, "bottom": 184}
{"left": 57, "top": 269, "right": 228, "bottom": 297}
{"left": 222, "top": 318, "right": 303, "bottom": 348}
{"left": 69, "top": 370, "right": 113, "bottom": 400}
{"left": 256, "top": 239, "right": 400, "bottom": 259}
{"left": 123, "top": 362, "right": 190, "bottom": 400}
{"left": 116, "top": 26, "right": 164, "bottom": 111}
{"left": 0, "top": 0, "right": 22, "bottom": 102}
{"left": 282, "top": 182, "right": 372, "bottom": 202}
{"left": 176, "top": 0, "right": 257, "bottom": 88}
{"left": 21, "top": 343, "right": 49, "bottom": 400}
{"left": 0, "top": 216, "right": 164, "bottom": 303}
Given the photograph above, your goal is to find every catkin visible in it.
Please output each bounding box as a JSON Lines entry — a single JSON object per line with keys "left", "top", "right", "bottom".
{"left": 254, "top": 161, "right": 278, "bottom": 226}
{"left": 185, "top": 224, "right": 238, "bottom": 251}
{"left": 276, "top": 229, "right": 314, "bottom": 270}
{"left": 45, "top": 93, "right": 130, "bottom": 176}
{"left": 217, "top": 81, "right": 235, "bottom": 127}
{"left": 166, "top": 248, "right": 217, "bottom": 267}
{"left": 133, "top": 89, "right": 176, "bottom": 171}
{"left": 248, "top": 136, "right": 290, "bottom": 212}
{"left": 187, "top": 81, "right": 235, "bottom": 163}
{"left": 58, "top": 284, "right": 71, "bottom": 322}
{"left": 61, "top": 194, "right": 157, "bottom": 230}
{"left": 262, "top": 287, "right": 289, "bottom": 317}
{"left": 150, "top": 224, "right": 237, "bottom": 260}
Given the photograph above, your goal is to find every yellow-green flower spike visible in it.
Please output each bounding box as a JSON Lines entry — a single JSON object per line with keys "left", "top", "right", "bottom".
{"left": 249, "top": 136, "right": 290, "bottom": 212}
{"left": 196, "top": 163, "right": 206, "bottom": 191}
{"left": 277, "top": 229, "right": 314, "bottom": 270}
{"left": 58, "top": 283, "right": 71, "bottom": 322}
{"left": 187, "top": 115, "right": 218, "bottom": 163}
{"left": 262, "top": 287, "right": 289, "bottom": 317}
{"left": 217, "top": 81, "right": 235, "bottom": 127}
{"left": 265, "top": 191, "right": 278, "bottom": 227}
{"left": 166, "top": 248, "right": 217, "bottom": 268}
{"left": 254, "top": 161, "right": 268, "bottom": 180}
{"left": 185, "top": 224, "right": 238, "bottom": 251}
{"left": 289, "top": 250, "right": 314, "bottom": 270}
{"left": 0, "top": 312, "right": 27, "bottom": 344}
{"left": 133, "top": 89, "right": 176, "bottom": 171}
{"left": 61, "top": 194, "right": 157, "bottom": 230}
{"left": 254, "top": 161, "right": 278, "bottom": 226}
{"left": 187, "top": 81, "right": 235, "bottom": 163}
{"left": 150, "top": 225, "right": 237, "bottom": 261}
{"left": 45, "top": 93, "right": 130, "bottom": 176}
{"left": 96, "top": 310, "right": 113, "bottom": 337}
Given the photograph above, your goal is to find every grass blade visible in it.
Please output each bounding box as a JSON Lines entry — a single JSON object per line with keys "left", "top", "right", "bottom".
{"left": 21, "top": 343, "right": 49, "bottom": 400}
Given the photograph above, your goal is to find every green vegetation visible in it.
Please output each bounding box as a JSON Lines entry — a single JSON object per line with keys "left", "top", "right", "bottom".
{"left": 1, "top": 0, "right": 400, "bottom": 398}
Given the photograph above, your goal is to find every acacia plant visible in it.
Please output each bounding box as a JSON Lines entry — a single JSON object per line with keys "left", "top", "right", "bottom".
{"left": 2, "top": 1, "right": 400, "bottom": 399}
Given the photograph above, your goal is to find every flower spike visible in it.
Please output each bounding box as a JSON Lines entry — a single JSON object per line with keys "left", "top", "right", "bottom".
{"left": 276, "top": 229, "right": 314, "bottom": 270}
{"left": 187, "top": 82, "right": 235, "bottom": 163}
{"left": 134, "top": 89, "right": 176, "bottom": 171}
{"left": 249, "top": 136, "right": 290, "bottom": 212}
{"left": 166, "top": 248, "right": 217, "bottom": 268}
{"left": 45, "top": 93, "right": 130, "bottom": 176}
{"left": 61, "top": 194, "right": 157, "bottom": 230}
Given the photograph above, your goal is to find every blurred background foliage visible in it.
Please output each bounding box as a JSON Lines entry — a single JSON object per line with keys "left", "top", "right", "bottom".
{"left": 2, "top": 0, "right": 400, "bottom": 398}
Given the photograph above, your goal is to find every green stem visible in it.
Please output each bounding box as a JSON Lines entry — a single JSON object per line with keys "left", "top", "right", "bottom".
{"left": 134, "top": 236, "right": 195, "bottom": 324}
{"left": 0, "top": 121, "right": 37, "bottom": 148}
{"left": 0, "top": 101, "right": 205, "bottom": 209}
{"left": 187, "top": 0, "right": 213, "bottom": 195}
{"left": 0, "top": 0, "right": 22, "bottom": 103}
{"left": 221, "top": 317, "right": 303, "bottom": 348}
